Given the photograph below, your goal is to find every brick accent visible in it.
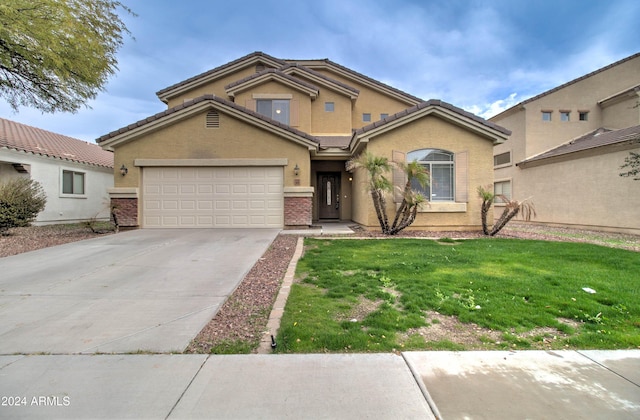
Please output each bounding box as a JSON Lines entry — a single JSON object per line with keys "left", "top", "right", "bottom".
{"left": 111, "top": 198, "right": 138, "bottom": 228}
{"left": 284, "top": 196, "right": 312, "bottom": 227}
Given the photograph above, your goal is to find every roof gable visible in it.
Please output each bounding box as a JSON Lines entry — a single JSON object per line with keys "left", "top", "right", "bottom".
{"left": 225, "top": 69, "right": 320, "bottom": 99}
{"left": 280, "top": 64, "right": 359, "bottom": 100}
{"left": 350, "top": 99, "right": 511, "bottom": 152}
{"left": 0, "top": 118, "right": 113, "bottom": 168}
{"left": 156, "top": 52, "right": 285, "bottom": 103}
{"left": 288, "top": 58, "right": 423, "bottom": 106}
{"left": 97, "top": 94, "right": 320, "bottom": 151}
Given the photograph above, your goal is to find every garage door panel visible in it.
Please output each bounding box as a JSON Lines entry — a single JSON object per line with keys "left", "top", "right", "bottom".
{"left": 143, "top": 166, "right": 283, "bottom": 228}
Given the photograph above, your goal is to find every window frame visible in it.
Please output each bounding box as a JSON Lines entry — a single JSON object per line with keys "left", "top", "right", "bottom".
{"left": 362, "top": 113, "right": 371, "bottom": 122}
{"left": 407, "top": 149, "right": 455, "bottom": 202}
{"left": 324, "top": 102, "right": 335, "bottom": 112}
{"left": 560, "top": 111, "right": 571, "bottom": 122}
{"left": 542, "top": 111, "right": 552, "bottom": 121}
{"left": 579, "top": 111, "right": 589, "bottom": 121}
{"left": 60, "top": 169, "right": 86, "bottom": 197}
{"left": 494, "top": 179, "right": 512, "bottom": 205}
{"left": 493, "top": 151, "right": 511, "bottom": 168}
{"left": 256, "top": 99, "right": 290, "bottom": 125}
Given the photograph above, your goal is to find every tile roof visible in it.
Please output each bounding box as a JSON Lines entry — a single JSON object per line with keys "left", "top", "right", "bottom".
{"left": 0, "top": 117, "right": 114, "bottom": 168}
{"left": 225, "top": 68, "right": 320, "bottom": 94}
{"left": 289, "top": 58, "right": 423, "bottom": 104}
{"left": 156, "top": 52, "right": 285, "bottom": 99}
{"left": 355, "top": 99, "right": 512, "bottom": 136}
{"left": 280, "top": 63, "right": 360, "bottom": 96}
{"left": 96, "top": 94, "right": 320, "bottom": 146}
{"left": 491, "top": 52, "right": 640, "bottom": 120}
{"left": 518, "top": 125, "right": 640, "bottom": 165}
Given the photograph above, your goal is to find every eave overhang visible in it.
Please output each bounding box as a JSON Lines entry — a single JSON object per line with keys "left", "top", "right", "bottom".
{"left": 97, "top": 95, "right": 319, "bottom": 153}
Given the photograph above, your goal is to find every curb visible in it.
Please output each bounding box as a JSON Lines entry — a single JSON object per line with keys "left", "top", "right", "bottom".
{"left": 257, "top": 236, "right": 305, "bottom": 353}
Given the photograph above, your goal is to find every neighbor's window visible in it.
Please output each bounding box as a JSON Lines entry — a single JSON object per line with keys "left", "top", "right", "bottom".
{"left": 494, "top": 180, "right": 511, "bottom": 203}
{"left": 579, "top": 111, "right": 589, "bottom": 121}
{"left": 362, "top": 113, "right": 371, "bottom": 122}
{"left": 257, "top": 99, "right": 290, "bottom": 125}
{"left": 407, "top": 149, "right": 454, "bottom": 201}
{"left": 542, "top": 111, "right": 552, "bottom": 121}
{"left": 325, "top": 102, "right": 334, "bottom": 112}
{"left": 494, "top": 151, "right": 511, "bottom": 167}
{"left": 380, "top": 113, "right": 389, "bottom": 120}
{"left": 62, "top": 170, "right": 85, "bottom": 195}
{"left": 560, "top": 111, "right": 570, "bottom": 122}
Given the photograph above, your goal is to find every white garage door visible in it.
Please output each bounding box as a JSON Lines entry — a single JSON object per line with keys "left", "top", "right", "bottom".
{"left": 142, "top": 166, "right": 283, "bottom": 228}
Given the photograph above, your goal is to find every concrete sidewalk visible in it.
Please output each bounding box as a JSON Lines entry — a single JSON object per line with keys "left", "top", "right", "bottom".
{"left": 1, "top": 350, "right": 638, "bottom": 419}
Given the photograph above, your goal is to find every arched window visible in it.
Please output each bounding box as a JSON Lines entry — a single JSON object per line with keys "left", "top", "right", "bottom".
{"left": 407, "top": 149, "right": 454, "bottom": 201}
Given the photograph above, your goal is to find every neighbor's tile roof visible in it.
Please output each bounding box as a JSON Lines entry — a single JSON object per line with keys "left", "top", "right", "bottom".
{"left": 355, "top": 99, "right": 512, "bottom": 136}
{"left": 96, "top": 94, "right": 320, "bottom": 145}
{"left": 0, "top": 117, "right": 114, "bottom": 168}
{"left": 518, "top": 125, "right": 640, "bottom": 165}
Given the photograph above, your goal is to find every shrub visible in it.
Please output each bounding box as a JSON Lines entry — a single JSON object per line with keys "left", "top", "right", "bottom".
{"left": 0, "top": 178, "right": 47, "bottom": 234}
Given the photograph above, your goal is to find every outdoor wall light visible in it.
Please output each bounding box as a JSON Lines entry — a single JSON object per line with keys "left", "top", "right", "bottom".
{"left": 120, "top": 164, "right": 128, "bottom": 176}
{"left": 294, "top": 164, "right": 300, "bottom": 176}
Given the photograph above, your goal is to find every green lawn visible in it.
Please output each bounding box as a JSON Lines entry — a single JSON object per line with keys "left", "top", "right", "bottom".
{"left": 275, "top": 238, "right": 640, "bottom": 353}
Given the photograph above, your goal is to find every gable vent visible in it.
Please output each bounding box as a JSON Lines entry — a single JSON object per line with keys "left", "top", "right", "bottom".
{"left": 255, "top": 63, "right": 266, "bottom": 73}
{"left": 206, "top": 110, "right": 220, "bottom": 128}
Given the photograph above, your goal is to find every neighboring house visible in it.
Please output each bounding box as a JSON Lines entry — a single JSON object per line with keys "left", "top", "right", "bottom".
{"left": 491, "top": 53, "right": 640, "bottom": 235}
{"left": 0, "top": 118, "right": 114, "bottom": 224}
{"left": 97, "top": 52, "right": 509, "bottom": 230}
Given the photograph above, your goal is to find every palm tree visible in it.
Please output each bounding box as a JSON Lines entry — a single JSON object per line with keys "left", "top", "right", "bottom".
{"left": 477, "top": 185, "right": 536, "bottom": 236}
{"left": 348, "top": 152, "right": 393, "bottom": 233}
{"left": 389, "top": 160, "right": 429, "bottom": 234}
{"left": 348, "top": 152, "right": 428, "bottom": 234}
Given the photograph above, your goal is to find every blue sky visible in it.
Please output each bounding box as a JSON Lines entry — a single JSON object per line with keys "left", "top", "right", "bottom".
{"left": 1, "top": 0, "right": 639, "bottom": 142}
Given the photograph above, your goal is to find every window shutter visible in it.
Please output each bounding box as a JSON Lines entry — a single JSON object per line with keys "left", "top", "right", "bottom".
{"left": 245, "top": 99, "right": 256, "bottom": 112}
{"left": 454, "top": 151, "right": 468, "bottom": 202}
{"left": 290, "top": 99, "right": 299, "bottom": 127}
{"left": 392, "top": 150, "right": 406, "bottom": 203}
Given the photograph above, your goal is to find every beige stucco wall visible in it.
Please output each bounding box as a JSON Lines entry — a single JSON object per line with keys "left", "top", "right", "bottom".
{"left": 311, "top": 91, "right": 353, "bottom": 135}
{"left": 351, "top": 115, "right": 495, "bottom": 231}
{"left": 311, "top": 68, "right": 417, "bottom": 129}
{"left": 517, "top": 145, "right": 640, "bottom": 234}
{"left": 112, "top": 109, "right": 311, "bottom": 191}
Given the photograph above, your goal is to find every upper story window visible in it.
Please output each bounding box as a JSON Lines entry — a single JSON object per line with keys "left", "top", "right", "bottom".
{"left": 407, "top": 149, "right": 454, "bottom": 201}
{"left": 362, "top": 113, "right": 371, "bottom": 122}
{"left": 325, "top": 102, "right": 334, "bottom": 112}
{"left": 542, "top": 111, "right": 552, "bottom": 121}
{"left": 494, "top": 180, "right": 512, "bottom": 204}
{"left": 62, "top": 170, "right": 85, "bottom": 195}
{"left": 579, "top": 111, "right": 589, "bottom": 121}
{"left": 380, "top": 113, "right": 389, "bottom": 120}
{"left": 560, "top": 111, "right": 570, "bottom": 122}
{"left": 257, "top": 99, "right": 290, "bottom": 125}
{"left": 494, "top": 151, "right": 511, "bottom": 167}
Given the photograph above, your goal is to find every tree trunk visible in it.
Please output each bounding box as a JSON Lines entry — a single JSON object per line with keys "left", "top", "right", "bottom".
{"left": 480, "top": 198, "right": 492, "bottom": 235}
{"left": 490, "top": 207, "right": 520, "bottom": 236}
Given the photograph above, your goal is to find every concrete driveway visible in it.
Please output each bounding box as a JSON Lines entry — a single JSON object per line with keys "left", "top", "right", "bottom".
{"left": 0, "top": 229, "right": 279, "bottom": 354}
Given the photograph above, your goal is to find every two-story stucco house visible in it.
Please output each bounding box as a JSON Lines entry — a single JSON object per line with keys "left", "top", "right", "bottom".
{"left": 97, "top": 52, "right": 510, "bottom": 230}
{"left": 490, "top": 53, "right": 640, "bottom": 235}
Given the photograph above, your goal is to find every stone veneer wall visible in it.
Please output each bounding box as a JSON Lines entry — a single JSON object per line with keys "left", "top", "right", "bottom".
{"left": 284, "top": 196, "right": 312, "bottom": 227}
{"left": 111, "top": 198, "right": 138, "bottom": 228}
